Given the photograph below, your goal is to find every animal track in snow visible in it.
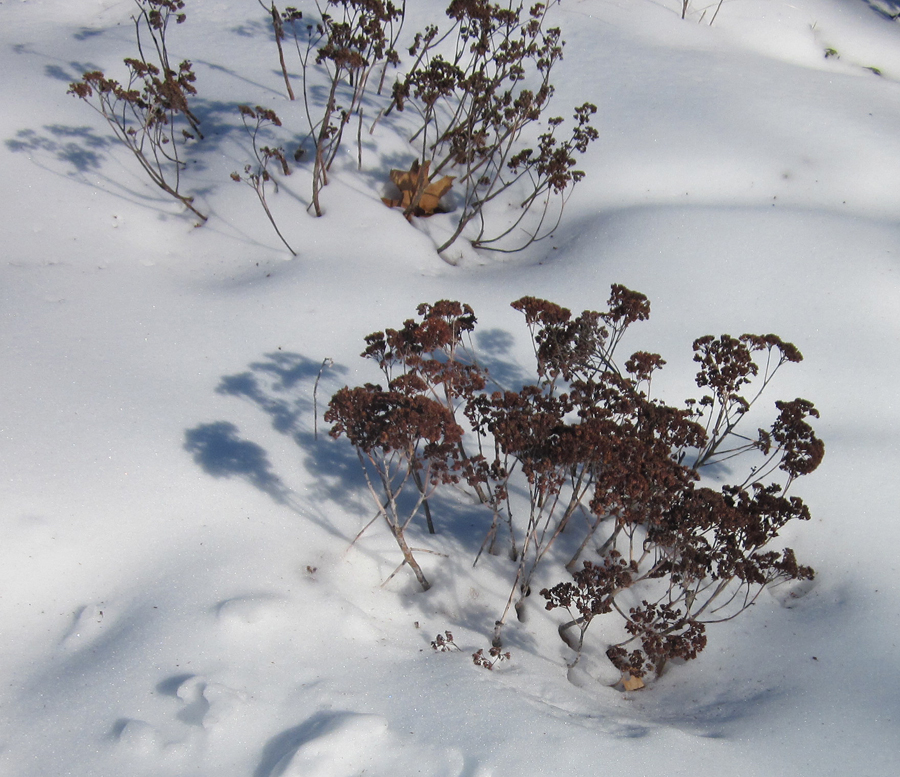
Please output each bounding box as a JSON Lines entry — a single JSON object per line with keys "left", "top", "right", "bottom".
{"left": 215, "top": 594, "right": 285, "bottom": 625}
{"left": 113, "top": 718, "right": 166, "bottom": 755}
{"left": 164, "top": 674, "right": 248, "bottom": 728}
{"left": 260, "top": 711, "right": 467, "bottom": 777}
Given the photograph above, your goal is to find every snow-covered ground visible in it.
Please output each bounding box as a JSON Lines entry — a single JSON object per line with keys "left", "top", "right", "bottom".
{"left": 2, "top": 0, "right": 899, "bottom": 775}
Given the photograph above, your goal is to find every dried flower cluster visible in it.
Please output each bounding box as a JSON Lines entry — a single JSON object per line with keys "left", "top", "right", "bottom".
{"left": 387, "top": 0, "right": 598, "bottom": 251}
{"left": 329, "top": 287, "right": 823, "bottom": 684}
{"left": 231, "top": 105, "right": 296, "bottom": 256}
{"left": 68, "top": 1, "right": 597, "bottom": 253}
{"left": 258, "top": 0, "right": 596, "bottom": 251}
{"left": 68, "top": 0, "right": 205, "bottom": 220}
{"left": 431, "top": 631, "right": 460, "bottom": 651}
{"left": 472, "top": 646, "right": 511, "bottom": 670}
{"left": 264, "top": 0, "right": 406, "bottom": 215}
{"left": 326, "top": 300, "right": 481, "bottom": 589}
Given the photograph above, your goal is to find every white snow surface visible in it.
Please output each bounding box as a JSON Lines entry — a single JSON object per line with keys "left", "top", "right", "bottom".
{"left": 2, "top": 0, "right": 899, "bottom": 775}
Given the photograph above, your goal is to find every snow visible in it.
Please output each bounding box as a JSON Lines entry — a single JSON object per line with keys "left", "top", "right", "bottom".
{"left": 1, "top": 0, "right": 899, "bottom": 775}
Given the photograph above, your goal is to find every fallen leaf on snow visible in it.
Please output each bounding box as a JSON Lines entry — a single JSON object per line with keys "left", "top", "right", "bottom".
{"left": 622, "top": 673, "right": 645, "bottom": 691}
{"left": 382, "top": 159, "right": 454, "bottom": 218}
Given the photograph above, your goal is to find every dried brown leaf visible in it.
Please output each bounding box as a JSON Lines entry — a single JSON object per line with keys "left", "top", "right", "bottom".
{"left": 382, "top": 159, "right": 454, "bottom": 218}
{"left": 622, "top": 673, "right": 645, "bottom": 691}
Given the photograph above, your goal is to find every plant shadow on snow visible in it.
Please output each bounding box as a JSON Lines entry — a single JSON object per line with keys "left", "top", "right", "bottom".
{"left": 185, "top": 352, "right": 368, "bottom": 526}
{"left": 634, "top": 682, "right": 788, "bottom": 739}
{"left": 287, "top": 83, "right": 416, "bottom": 172}
{"left": 72, "top": 27, "right": 107, "bottom": 42}
{"left": 43, "top": 61, "right": 102, "bottom": 82}
{"left": 230, "top": 18, "right": 272, "bottom": 40}
{"left": 191, "top": 346, "right": 523, "bottom": 560}
{"left": 200, "top": 339, "right": 533, "bottom": 513}
{"left": 6, "top": 125, "right": 111, "bottom": 174}
{"left": 195, "top": 59, "right": 287, "bottom": 102}
{"left": 473, "top": 327, "right": 533, "bottom": 390}
{"left": 5, "top": 123, "right": 223, "bottom": 218}
{"left": 215, "top": 351, "right": 335, "bottom": 438}
{"left": 861, "top": 0, "right": 900, "bottom": 21}
{"left": 184, "top": 421, "right": 291, "bottom": 503}
{"left": 6, "top": 56, "right": 295, "bottom": 218}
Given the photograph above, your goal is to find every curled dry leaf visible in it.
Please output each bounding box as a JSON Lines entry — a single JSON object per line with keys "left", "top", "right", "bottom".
{"left": 622, "top": 673, "right": 645, "bottom": 691}
{"left": 382, "top": 159, "right": 454, "bottom": 218}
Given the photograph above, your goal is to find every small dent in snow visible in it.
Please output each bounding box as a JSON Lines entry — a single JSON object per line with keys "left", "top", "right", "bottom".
{"left": 768, "top": 577, "right": 817, "bottom": 608}
{"left": 112, "top": 718, "right": 164, "bottom": 754}
{"left": 60, "top": 603, "right": 107, "bottom": 646}
{"left": 215, "top": 594, "right": 285, "bottom": 625}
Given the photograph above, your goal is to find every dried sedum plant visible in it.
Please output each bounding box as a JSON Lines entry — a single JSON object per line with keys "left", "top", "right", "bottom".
{"left": 258, "top": 0, "right": 597, "bottom": 252}
{"left": 68, "top": 0, "right": 205, "bottom": 221}
{"left": 386, "top": 0, "right": 598, "bottom": 252}
{"left": 281, "top": 0, "right": 407, "bottom": 216}
{"left": 231, "top": 105, "right": 297, "bottom": 256}
{"left": 328, "top": 287, "right": 823, "bottom": 685}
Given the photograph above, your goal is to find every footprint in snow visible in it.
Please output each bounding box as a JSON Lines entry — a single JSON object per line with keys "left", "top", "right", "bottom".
{"left": 159, "top": 674, "right": 248, "bottom": 728}
{"left": 215, "top": 594, "right": 285, "bottom": 625}
{"left": 258, "top": 711, "right": 469, "bottom": 777}
{"left": 112, "top": 718, "right": 165, "bottom": 755}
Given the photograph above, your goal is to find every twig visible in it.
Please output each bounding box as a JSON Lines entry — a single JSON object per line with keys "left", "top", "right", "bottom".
{"left": 313, "top": 357, "right": 333, "bottom": 439}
